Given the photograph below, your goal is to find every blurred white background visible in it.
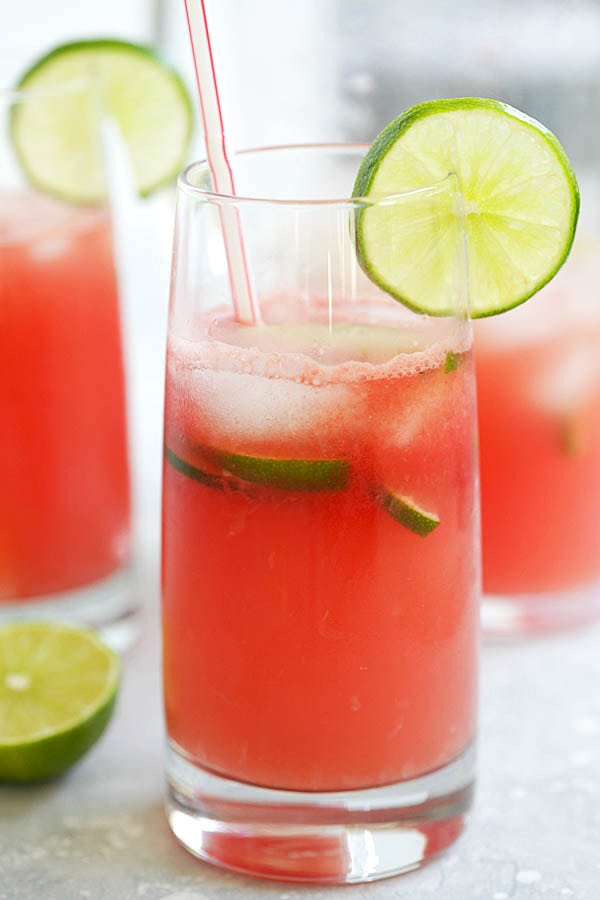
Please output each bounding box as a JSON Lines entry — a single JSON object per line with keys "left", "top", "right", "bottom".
{"left": 6, "top": 0, "right": 600, "bottom": 164}
{"left": 155, "top": 0, "right": 600, "bottom": 169}
{"left": 0, "top": 1, "right": 157, "bottom": 84}
{"left": 8, "top": 0, "right": 599, "bottom": 188}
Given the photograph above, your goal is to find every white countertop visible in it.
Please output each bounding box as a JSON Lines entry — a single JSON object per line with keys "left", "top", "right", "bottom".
{"left": 2, "top": 196, "right": 600, "bottom": 900}
{"left": 3, "top": 559, "right": 600, "bottom": 899}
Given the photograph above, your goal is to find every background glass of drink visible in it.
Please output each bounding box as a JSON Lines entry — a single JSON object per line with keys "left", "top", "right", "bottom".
{"left": 0, "top": 80, "right": 137, "bottom": 648}
{"left": 475, "top": 230, "right": 600, "bottom": 636}
{"left": 162, "top": 144, "right": 479, "bottom": 883}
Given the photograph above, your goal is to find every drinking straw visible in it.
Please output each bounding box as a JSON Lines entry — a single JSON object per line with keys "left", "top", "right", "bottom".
{"left": 184, "top": 0, "right": 259, "bottom": 324}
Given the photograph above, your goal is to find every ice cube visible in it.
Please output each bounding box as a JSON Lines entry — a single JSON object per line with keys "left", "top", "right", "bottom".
{"left": 30, "top": 236, "right": 72, "bottom": 262}
{"left": 167, "top": 344, "right": 363, "bottom": 455}
{"left": 533, "top": 344, "right": 600, "bottom": 414}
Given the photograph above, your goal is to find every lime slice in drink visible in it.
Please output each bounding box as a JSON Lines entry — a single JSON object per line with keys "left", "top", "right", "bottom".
{"left": 11, "top": 39, "right": 193, "bottom": 203}
{"left": 353, "top": 98, "right": 579, "bottom": 317}
{"left": 165, "top": 445, "right": 231, "bottom": 492}
{"left": 377, "top": 490, "right": 440, "bottom": 536}
{"left": 165, "top": 445, "right": 350, "bottom": 492}
{"left": 444, "top": 350, "right": 465, "bottom": 374}
{"left": 0, "top": 622, "right": 120, "bottom": 782}
{"left": 217, "top": 448, "right": 350, "bottom": 491}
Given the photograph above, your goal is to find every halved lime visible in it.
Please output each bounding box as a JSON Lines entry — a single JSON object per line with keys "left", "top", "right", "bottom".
{"left": 0, "top": 622, "right": 120, "bottom": 782}
{"left": 353, "top": 98, "right": 579, "bottom": 318}
{"left": 11, "top": 39, "right": 193, "bottom": 203}
{"left": 377, "top": 490, "right": 440, "bottom": 536}
{"left": 165, "top": 444, "right": 350, "bottom": 492}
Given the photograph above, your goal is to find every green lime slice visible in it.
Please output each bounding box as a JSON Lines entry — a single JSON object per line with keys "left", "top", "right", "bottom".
{"left": 217, "top": 448, "right": 350, "bottom": 491}
{"left": 11, "top": 39, "right": 193, "bottom": 203}
{"left": 377, "top": 490, "right": 440, "bottom": 536}
{"left": 353, "top": 98, "right": 579, "bottom": 318}
{"left": 0, "top": 622, "right": 120, "bottom": 782}
{"left": 165, "top": 445, "right": 349, "bottom": 492}
{"left": 444, "top": 350, "right": 465, "bottom": 374}
{"left": 165, "top": 445, "right": 231, "bottom": 491}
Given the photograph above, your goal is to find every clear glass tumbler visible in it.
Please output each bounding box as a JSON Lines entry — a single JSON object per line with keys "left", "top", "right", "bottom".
{"left": 0, "top": 80, "right": 137, "bottom": 649}
{"left": 162, "top": 145, "right": 479, "bottom": 883}
{"left": 475, "top": 233, "right": 600, "bottom": 636}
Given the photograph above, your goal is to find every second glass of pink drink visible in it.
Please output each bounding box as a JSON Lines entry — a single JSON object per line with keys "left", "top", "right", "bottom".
{"left": 477, "top": 233, "right": 600, "bottom": 635}
{"left": 0, "top": 79, "right": 135, "bottom": 645}
{"left": 162, "top": 145, "right": 479, "bottom": 882}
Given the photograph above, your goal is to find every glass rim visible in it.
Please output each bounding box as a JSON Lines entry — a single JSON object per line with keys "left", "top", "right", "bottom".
{"left": 178, "top": 143, "right": 458, "bottom": 209}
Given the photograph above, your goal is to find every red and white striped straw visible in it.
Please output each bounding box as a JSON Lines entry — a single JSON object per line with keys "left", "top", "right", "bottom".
{"left": 184, "top": 0, "right": 259, "bottom": 324}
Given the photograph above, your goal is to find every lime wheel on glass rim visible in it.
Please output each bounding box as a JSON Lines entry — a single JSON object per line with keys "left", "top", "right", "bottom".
{"left": 0, "top": 622, "right": 120, "bottom": 782}
{"left": 10, "top": 38, "right": 193, "bottom": 203}
{"left": 352, "top": 97, "right": 579, "bottom": 317}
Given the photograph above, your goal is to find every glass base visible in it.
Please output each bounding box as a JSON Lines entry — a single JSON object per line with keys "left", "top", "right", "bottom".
{"left": 0, "top": 563, "right": 139, "bottom": 653}
{"left": 482, "top": 578, "right": 600, "bottom": 639}
{"left": 165, "top": 741, "right": 475, "bottom": 884}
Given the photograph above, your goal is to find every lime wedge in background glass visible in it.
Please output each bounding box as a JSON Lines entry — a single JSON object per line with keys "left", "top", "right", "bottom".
{"left": 11, "top": 39, "right": 193, "bottom": 203}
{"left": 0, "top": 622, "right": 120, "bottom": 782}
{"left": 559, "top": 412, "right": 587, "bottom": 458}
{"left": 353, "top": 98, "right": 579, "bottom": 317}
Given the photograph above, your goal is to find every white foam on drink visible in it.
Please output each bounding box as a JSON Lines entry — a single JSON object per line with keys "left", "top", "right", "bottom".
{"left": 169, "top": 326, "right": 467, "bottom": 386}
{"left": 167, "top": 310, "right": 470, "bottom": 449}
{"left": 173, "top": 300, "right": 468, "bottom": 383}
{"left": 0, "top": 189, "right": 105, "bottom": 247}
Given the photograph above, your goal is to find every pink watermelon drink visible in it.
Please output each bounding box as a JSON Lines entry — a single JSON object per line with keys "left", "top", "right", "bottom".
{"left": 476, "top": 263, "right": 600, "bottom": 605}
{"left": 162, "top": 300, "right": 478, "bottom": 792}
{"left": 0, "top": 192, "right": 130, "bottom": 600}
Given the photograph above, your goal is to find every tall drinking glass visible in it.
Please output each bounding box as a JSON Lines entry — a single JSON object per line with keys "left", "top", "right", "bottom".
{"left": 476, "top": 231, "right": 600, "bottom": 636}
{"left": 0, "top": 81, "right": 136, "bottom": 648}
{"left": 162, "top": 145, "right": 479, "bottom": 883}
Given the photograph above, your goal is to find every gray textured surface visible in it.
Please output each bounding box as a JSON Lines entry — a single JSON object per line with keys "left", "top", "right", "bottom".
{"left": 2, "top": 538, "right": 600, "bottom": 900}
